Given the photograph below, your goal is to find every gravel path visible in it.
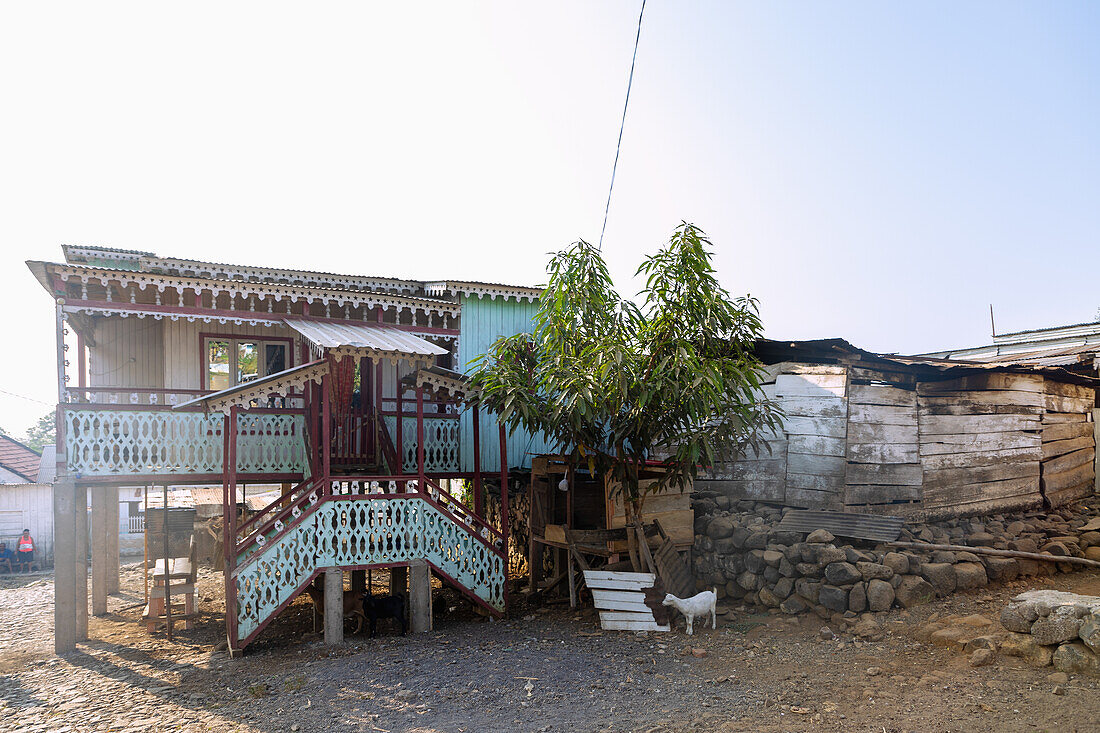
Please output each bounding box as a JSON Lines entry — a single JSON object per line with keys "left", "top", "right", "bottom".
{"left": 2, "top": 566, "right": 1100, "bottom": 732}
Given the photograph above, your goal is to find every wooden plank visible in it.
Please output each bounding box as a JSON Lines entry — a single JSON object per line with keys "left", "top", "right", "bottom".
{"left": 775, "top": 374, "right": 846, "bottom": 398}
{"left": 919, "top": 432, "right": 1040, "bottom": 456}
{"left": 591, "top": 589, "right": 649, "bottom": 605}
{"left": 782, "top": 415, "right": 847, "bottom": 438}
{"left": 1042, "top": 447, "right": 1094, "bottom": 475}
{"left": 1042, "top": 422, "right": 1094, "bottom": 443}
{"left": 916, "top": 390, "right": 1044, "bottom": 407}
{"left": 1044, "top": 394, "right": 1095, "bottom": 414}
{"left": 919, "top": 403, "right": 1043, "bottom": 417}
{"left": 923, "top": 461, "right": 1039, "bottom": 489}
{"left": 786, "top": 472, "right": 844, "bottom": 491}
{"left": 848, "top": 423, "right": 917, "bottom": 444}
{"left": 694, "top": 479, "right": 785, "bottom": 502}
{"left": 845, "top": 462, "right": 922, "bottom": 486}
{"left": 844, "top": 484, "right": 921, "bottom": 504}
{"left": 704, "top": 458, "right": 787, "bottom": 481}
{"left": 598, "top": 616, "right": 669, "bottom": 632}
{"left": 922, "top": 476, "right": 1039, "bottom": 506}
{"left": 848, "top": 367, "right": 918, "bottom": 389}
{"left": 917, "top": 373, "right": 1044, "bottom": 394}
{"left": 727, "top": 439, "right": 787, "bottom": 462}
{"left": 787, "top": 452, "right": 847, "bottom": 476}
{"left": 848, "top": 403, "right": 917, "bottom": 426}
{"left": 599, "top": 611, "right": 662, "bottom": 623}
{"left": 1046, "top": 481, "right": 1095, "bottom": 507}
{"left": 1043, "top": 412, "right": 1091, "bottom": 424}
{"left": 919, "top": 414, "right": 1040, "bottom": 436}
{"left": 919, "top": 445, "right": 1041, "bottom": 471}
{"left": 1044, "top": 381, "right": 1094, "bottom": 400}
{"left": 760, "top": 363, "right": 846, "bottom": 382}
{"left": 789, "top": 434, "right": 847, "bottom": 457}
{"left": 849, "top": 384, "right": 917, "bottom": 407}
{"left": 582, "top": 570, "right": 656, "bottom": 588}
{"left": 847, "top": 442, "right": 919, "bottom": 464}
{"left": 777, "top": 396, "right": 848, "bottom": 418}
{"left": 593, "top": 598, "right": 653, "bottom": 613}
{"left": 1041, "top": 461, "right": 1095, "bottom": 493}
{"left": 1042, "top": 436, "right": 1094, "bottom": 461}
{"left": 785, "top": 487, "right": 840, "bottom": 509}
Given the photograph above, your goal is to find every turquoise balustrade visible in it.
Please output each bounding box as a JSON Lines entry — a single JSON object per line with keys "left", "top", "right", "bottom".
{"left": 232, "top": 496, "right": 505, "bottom": 644}
{"left": 382, "top": 415, "right": 461, "bottom": 473}
{"left": 64, "top": 408, "right": 307, "bottom": 477}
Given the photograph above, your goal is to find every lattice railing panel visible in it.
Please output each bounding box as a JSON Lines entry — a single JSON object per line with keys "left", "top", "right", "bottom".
{"left": 382, "top": 416, "right": 460, "bottom": 473}
{"left": 65, "top": 408, "right": 307, "bottom": 477}
{"left": 233, "top": 496, "right": 505, "bottom": 644}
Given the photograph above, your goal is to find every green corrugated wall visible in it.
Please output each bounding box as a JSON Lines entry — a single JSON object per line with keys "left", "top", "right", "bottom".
{"left": 457, "top": 294, "right": 556, "bottom": 471}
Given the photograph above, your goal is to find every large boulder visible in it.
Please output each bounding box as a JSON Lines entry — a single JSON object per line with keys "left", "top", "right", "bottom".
{"left": 921, "top": 563, "right": 957, "bottom": 595}
{"left": 954, "top": 562, "right": 988, "bottom": 590}
{"left": 1000, "top": 632, "right": 1054, "bottom": 668}
{"left": 866, "top": 578, "right": 895, "bottom": 612}
{"left": 818, "top": 585, "right": 849, "bottom": 613}
{"left": 882, "top": 552, "right": 909, "bottom": 575}
{"left": 1053, "top": 643, "right": 1100, "bottom": 677}
{"left": 857, "top": 562, "right": 894, "bottom": 581}
{"left": 824, "top": 562, "right": 862, "bottom": 586}
{"left": 895, "top": 576, "right": 935, "bottom": 608}
{"left": 1080, "top": 612, "right": 1100, "bottom": 654}
{"left": 1031, "top": 607, "right": 1085, "bottom": 646}
{"left": 815, "top": 546, "right": 848, "bottom": 565}
{"left": 706, "top": 516, "right": 737, "bottom": 540}
{"left": 983, "top": 556, "right": 1019, "bottom": 583}
{"left": 806, "top": 529, "right": 834, "bottom": 544}
{"left": 848, "top": 582, "right": 867, "bottom": 613}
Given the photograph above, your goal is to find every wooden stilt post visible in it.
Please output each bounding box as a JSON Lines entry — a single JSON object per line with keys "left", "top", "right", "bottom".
{"left": 224, "top": 406, "right": 239, "bottom": 652}
{"left": 498, "top": 423, "right": 510, "bottom": 611}
{"left": 416, "top": 385, "right": 425, "bottom": 490}
{"left": 395, "top": 381, "right": 404, "bottom": 491}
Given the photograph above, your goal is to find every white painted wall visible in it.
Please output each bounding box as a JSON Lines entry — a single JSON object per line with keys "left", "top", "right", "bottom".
{"left": 90, "top": 317, "right": 165, "bottom": 388}
{"left": 0, "top": 483, "right": 53, "bottom": 561}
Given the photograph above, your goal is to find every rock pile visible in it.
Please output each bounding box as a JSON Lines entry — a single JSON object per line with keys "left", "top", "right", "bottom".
{"left": 691, "top": 495, "right": 1100, "bottom": 619}
{"left": 999, "top": 590, "right": 1100, "bottom": 676}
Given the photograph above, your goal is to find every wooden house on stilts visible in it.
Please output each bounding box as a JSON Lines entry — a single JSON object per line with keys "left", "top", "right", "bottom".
{"left": 29, "top": 245, "right": 552, "bottom": 655}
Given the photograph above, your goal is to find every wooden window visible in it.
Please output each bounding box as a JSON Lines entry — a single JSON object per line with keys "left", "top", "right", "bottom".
{"left": 204, "top": 337, "right": 289, "bottom": 391}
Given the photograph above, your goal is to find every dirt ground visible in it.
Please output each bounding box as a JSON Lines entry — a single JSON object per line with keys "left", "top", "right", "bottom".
{"left": 1, "top": 564, "right": 1099, "bottom": 733}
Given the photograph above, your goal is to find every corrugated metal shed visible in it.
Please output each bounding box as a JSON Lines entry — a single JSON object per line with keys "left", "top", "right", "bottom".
{"left": 776, "top": 510, "right": 905, "bottom": 542}
{"left": 286, "top": 320, "right": 447, "bottom": 357}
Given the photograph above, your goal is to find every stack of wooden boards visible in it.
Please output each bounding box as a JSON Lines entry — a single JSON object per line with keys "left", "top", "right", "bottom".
{"left": 583, "top": 570, "right": 669, "bottom": 632}
{"left": 696, "top": 363, "right": 1097, "bottom": 518}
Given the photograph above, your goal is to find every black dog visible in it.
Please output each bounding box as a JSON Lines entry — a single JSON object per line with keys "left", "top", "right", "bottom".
{"left": 362, "top": 593, "right": 406, "bottom": 637}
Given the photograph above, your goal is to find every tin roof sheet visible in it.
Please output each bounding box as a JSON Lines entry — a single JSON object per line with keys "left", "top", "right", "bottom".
{"left": 286, "top": 321, "right": 448, "bottom": 357}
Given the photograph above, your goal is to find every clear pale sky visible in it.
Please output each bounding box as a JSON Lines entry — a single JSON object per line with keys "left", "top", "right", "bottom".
{"left": 1, "top": 2, "right": 1098, "bottom": 437}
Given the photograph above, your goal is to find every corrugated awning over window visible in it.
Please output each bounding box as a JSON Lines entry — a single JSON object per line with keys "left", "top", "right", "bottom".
{"left": 284, "top": 320, "right": 448, "bottom": 363}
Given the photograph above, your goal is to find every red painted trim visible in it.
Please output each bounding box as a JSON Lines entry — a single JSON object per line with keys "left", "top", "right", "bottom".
{"left": 499, "top": 423, "right": 510, "bottom": 613}
{"left": 416, "top": 386, "right": 425, "bottom": 484}
{"left": 472, "top": 408, "right": 483, "bottom": 515}
{"left": 66, "top": 299, "right": 460, "bottom": 334}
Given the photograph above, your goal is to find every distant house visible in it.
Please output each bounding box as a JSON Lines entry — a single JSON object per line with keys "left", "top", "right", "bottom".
{"left": 924, "top": 320, "right": 1100, "bottom": 374}
{"left": 0, "top": 436, "right": 54, "bottom": 562}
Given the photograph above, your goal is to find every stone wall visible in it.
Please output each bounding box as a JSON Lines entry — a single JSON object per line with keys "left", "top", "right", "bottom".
{"left": 691, "top": 491, "right": 1100, "bottom": 618}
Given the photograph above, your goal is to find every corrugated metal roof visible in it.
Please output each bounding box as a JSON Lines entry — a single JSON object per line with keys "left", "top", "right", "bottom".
{"left": 37, "top": 446, "right": 56, "bottom": 483}
{"left": 286, "top": 320, "right": 448, "bottom": 357}
{"left": 776, "top": 510, "right": 905, "bottom": 542}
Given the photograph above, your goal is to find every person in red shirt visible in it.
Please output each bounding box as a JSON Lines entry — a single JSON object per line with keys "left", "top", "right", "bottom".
{"left": 16, "top": 529, "right": 35, "bottom": 572}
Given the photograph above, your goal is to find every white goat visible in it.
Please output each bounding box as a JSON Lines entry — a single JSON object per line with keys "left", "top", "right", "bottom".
{"left": 661, "top": 588, "right": 717, "bottom": 635}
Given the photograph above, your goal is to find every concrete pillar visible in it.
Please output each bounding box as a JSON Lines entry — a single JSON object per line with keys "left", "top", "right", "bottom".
{"left": 323, "top": 569, "right": 344, "bottom": 646}
{"left": 53, "top": 478, "right": 78, "bottom": 654}
{"left": 409, "top": 560, "right": 432, "bottom": 633}
{"left": 91, "top": 489, "right": 109, "bottom": 616}
{"left": 74, "top": 484, "right": 88, "bottom": 641}
{"left": 107, "top": 486, "right": 120, "bottom": 595}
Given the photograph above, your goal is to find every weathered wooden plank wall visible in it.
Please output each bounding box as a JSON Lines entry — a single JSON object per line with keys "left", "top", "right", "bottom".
{"left": 844, "top": 382, "right": 920, "bottom": 508}
{"left": 916, "top": 373, "right": 1044, "bottom": 516}
{"left": 775, "top": 367, "right": 848, "bottom": 509}
{"left": 1040, "top": 380, "right": 1096, "bottom": 507}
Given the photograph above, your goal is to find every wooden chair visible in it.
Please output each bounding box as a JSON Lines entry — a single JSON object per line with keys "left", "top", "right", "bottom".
{"left": 144, "top": 536, "right": 198, "bottom": 632}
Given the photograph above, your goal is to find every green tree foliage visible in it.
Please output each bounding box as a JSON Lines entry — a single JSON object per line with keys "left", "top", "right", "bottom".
{"left": 23, "top": 412, "right": 55, "bottom": 454}
{"left": 472, "top": 223, "right": 782, "bottom": 524}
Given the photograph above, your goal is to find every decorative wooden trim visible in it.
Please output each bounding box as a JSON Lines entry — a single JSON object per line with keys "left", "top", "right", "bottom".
{"left": 424, "top": 280, "right": 542, "bottom": 302}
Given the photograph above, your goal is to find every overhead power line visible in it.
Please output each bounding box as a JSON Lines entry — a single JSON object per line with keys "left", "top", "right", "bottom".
{"left": 598, "top": 0, "right": 647, "bottom": 251}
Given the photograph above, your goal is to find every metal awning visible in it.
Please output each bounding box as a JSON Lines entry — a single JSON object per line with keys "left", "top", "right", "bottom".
{"left": 285, "top": 320, "right": 447, "bottom": 363}
{"left": 174, "top": 359, "right": 328, "bottom": 414}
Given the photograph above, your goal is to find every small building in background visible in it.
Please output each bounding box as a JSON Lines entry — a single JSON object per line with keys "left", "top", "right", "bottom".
{"left": 0, "top": 436, "right": 54, "bottom": 562}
